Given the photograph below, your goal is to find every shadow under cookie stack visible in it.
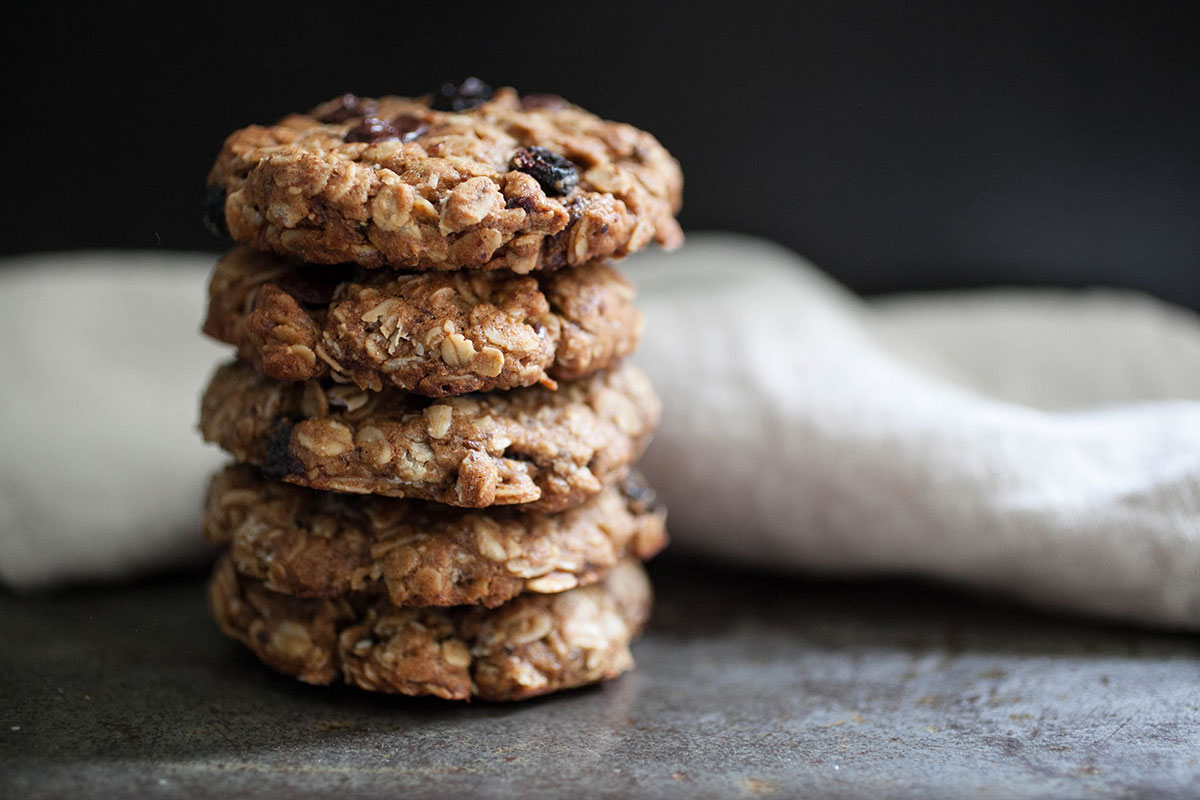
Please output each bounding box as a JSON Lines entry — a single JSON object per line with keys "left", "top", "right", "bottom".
{"left": 196, "top": 80, "right": 683, "bottom": 701}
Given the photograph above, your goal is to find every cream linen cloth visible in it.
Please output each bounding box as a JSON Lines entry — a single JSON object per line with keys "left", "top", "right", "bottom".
{"left": 2, "top": 237, "right": 1198, "bottom": 628}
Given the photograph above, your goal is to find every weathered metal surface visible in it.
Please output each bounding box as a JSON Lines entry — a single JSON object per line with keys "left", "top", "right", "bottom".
{"left": 2, "top": 558, "right": 1197, "bottom": 799}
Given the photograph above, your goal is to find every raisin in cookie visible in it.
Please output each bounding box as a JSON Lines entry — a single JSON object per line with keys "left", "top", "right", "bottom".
{"left": 205, "top": 83, "right": 683, "bottom": 271}
{"left": 208, "top": 553, "right": 652, "bottom": 701}
{"left": 203, "top": 246, "right": 643, "bottom": 396}
{"left": 198, "top": 360, "right": 659, "bottom": 512}
{"left": 205, "top": 464, "right": 666, "bottom": 608}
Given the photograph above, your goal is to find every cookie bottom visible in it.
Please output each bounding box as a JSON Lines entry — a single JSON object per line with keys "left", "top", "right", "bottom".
{"left": 208, "top": 554, "right": 652, "bottom": 701}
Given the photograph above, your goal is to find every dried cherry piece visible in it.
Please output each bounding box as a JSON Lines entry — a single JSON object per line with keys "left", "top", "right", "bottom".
{"left": 510, "top": 147, "right": 578, "bottom": 196}
{"left": 262, "top": 421, "right": 302, "bottom": 479}
{"left": 506, "top": 195, "right": 538, "bottom": 212}
{"left": 431, "top": 78, "right": 492, "bottom": 112}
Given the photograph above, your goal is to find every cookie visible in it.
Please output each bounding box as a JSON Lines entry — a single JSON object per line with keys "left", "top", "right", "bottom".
{"left": 205, "top": 84, "right": 683, "bottom": 272}
{"left": 198, "top": 360, "right": 659, "bottom": 512}
{"left": 203, "top": 246, "right": 643, "bottom": 396}
{"left": 205, "top": 464, "right": 666, "bottom": 608}
{"left": 208, "top": 553, "right": 652, "bottom": 701}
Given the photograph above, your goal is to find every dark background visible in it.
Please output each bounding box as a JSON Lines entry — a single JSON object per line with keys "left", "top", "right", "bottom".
{"left": 6, "top": 1, "right": 1199, "bottom": 308}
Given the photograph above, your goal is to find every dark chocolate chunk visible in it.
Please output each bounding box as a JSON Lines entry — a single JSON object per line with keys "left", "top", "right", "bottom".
{"left": 390, "top": 113, "right": 429, "bottom": 142}
{"left": 431, "top": 78, "right": 492, "bottom": 112}
{"left": 202, "top": 183, "right": 229, "bottom": 239}
{"left": 510, "top": 147, "right": 579, "bottom": 196}
{"left": 345, "top": 116, "right": 401, "bottom": 144}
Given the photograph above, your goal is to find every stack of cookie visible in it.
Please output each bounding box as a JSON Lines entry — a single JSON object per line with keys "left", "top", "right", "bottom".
{"left": 196, "top": 81, "right": 683, "bottom": 701}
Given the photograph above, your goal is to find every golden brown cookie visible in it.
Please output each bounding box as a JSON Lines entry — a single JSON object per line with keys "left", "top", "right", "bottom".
{"left": 198, "top": 360, "right": 659, "bottom": 513}
{"left": 205, "top": 464, "right": 666, "bottom": 608}
{"left": 205, "top": 83, "right": 683, "bottom": 272}
{"left": 208, "top": 553, "right": 652, "bottom": 701}
{"left": 203, "top": 246, "right": 643, "bottom": 396}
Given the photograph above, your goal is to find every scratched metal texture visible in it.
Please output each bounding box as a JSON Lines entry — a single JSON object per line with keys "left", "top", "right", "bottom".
{"left": 1, "top": 557, "right": 1197, "bottom": 799}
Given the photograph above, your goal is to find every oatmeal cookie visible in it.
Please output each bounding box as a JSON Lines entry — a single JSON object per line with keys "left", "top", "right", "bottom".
{"left": 203, "top": 246, "right": 643, "bottom": 396}
{"left": 205, "top": 464, "right": 666, "bottom": 607}
{"left": 205, "top": 83, "right": 683, "bottom": 271}
{"left": 198, "top": 360, "right": 659, "bottom": 512}
{"left": 208, "top": 553, "right": 652, "bottom": 701}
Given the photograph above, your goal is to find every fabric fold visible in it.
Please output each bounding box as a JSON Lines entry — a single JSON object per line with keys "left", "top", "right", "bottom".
{"left": 3, "top": 239, "right": 1198, "bottom": 629}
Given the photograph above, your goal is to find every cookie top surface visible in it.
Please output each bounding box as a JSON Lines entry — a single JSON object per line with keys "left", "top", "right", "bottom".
{"left": 203, "top": 246, "right": 643, "bottom": 396}
{"left": 205, "top": 464, "right": 666, "bottom": 608}
{"left": 206, "top": 84, "right": 683, "bottom": 271}
{"left": 208, "top": 553, "right": 652, "bottom": 701}
{"left": 199, "top": 360, "right": 660, "bottom": 512}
